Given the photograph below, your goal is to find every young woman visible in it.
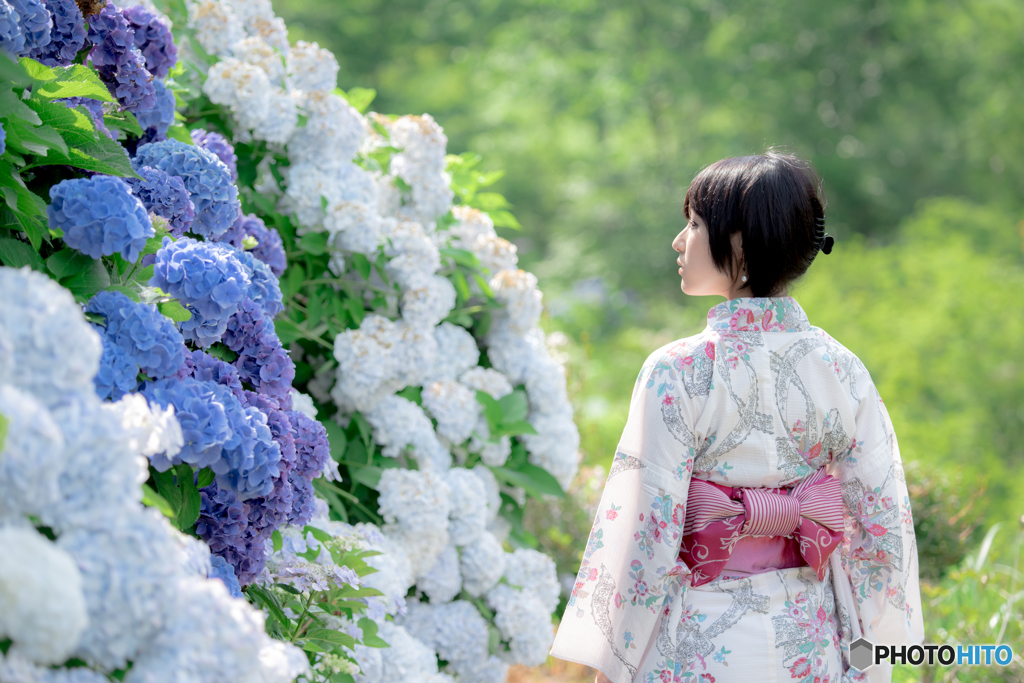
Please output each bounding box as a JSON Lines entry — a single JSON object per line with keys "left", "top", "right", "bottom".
{"left": 551, "top": 151, "right": 924, "bottom": 683}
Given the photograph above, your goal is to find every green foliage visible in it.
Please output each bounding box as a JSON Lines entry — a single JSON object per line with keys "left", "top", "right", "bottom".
{"left": 147, "top": 464, "right": 214, "bottom": 532}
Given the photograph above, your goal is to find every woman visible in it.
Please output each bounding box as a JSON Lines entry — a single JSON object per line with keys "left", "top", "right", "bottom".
{"left": 550, "top": 151, "right": 924, "bottom": 683}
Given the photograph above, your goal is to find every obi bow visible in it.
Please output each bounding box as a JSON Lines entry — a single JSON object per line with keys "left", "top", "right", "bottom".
{"left": 679, "top": 468, "right": 845, "bottom": 587}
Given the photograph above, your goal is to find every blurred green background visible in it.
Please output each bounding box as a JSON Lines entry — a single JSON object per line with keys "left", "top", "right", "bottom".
{"left": 277, "top": 0, "right": 1024, "bottom": 673}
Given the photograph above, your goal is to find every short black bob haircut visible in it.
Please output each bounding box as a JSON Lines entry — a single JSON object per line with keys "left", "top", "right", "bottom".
{"left": 683, "top": 150, "right": 827, "bottom": 298}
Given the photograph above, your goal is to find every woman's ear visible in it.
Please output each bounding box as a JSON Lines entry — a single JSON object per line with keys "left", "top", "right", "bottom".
{"left": 729, "top": 230, "right": 745, "bottom": 278}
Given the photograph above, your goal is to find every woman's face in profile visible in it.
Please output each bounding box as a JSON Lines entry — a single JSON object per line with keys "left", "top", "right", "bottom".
{"left": 672, "top": 211, "right": 738, "bottom": 298}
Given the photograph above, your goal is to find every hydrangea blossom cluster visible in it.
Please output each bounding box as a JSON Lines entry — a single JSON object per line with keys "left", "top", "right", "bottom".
{"left": 135, "top": 78, "right": 177, "bottom": 141}
{"left": 122, "top": 3, "right": 176, "bottom": 78}
{"left": 191, "top": 128, "right": 239, "bottom": 181}
{"left": 85, "top": 1, "right": 156, "bottom": 113}
{"left": 0, "top": 267, "right": 309, "bottom": 682}
{"left": 47, "top": 175, "right": 154, "bottom": 262}
{"left": 0, "top": 0, "right": 51, "bottom": 59}
{"left": 216, "top": 213, "right": 288, "bottom": 276}
{"left": 125, "top": 165, "right": 195, "bottom": 237}
{"left": 28, "top": 0, "right": 85, "bottom": 66}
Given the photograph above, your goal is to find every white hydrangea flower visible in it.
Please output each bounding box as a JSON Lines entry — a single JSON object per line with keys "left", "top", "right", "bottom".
{"left": 489, "top": 269, "right": 543, "bottom": 336}
{"left": 426, "top": 323, "right": 479, "bottom": 382}
{"left": 522, "top": 408, "right": 580, "bottom": 490}
{"left": 416, "top": 543, "right": 461, "bottom": 604}
{"left": 290, "top": 91, "right": 365, "bottom": 165}
{"left": 459, "top": 367, "right": 513, "bottom": 400}
{"left": 376, "top": 469, "right": 452, "bottom": 531}
{"left": 289, "top": 389, "right": 318, "bottom": 420}
{"left": 406, "top": 174, "right": 455, "bottom": 227}
{"left": 0, "top": 268, "right": 101, "bottom": 409}
{"left": 230, "top": 35, "right": 285, "bottom": 84}
{"left": 485, "top": 584, "right": 554, "bottom": 667}
{"left": 391, "top": 321, "right": 439, "bottom": 390}
{"left": 447, "top": 205, "right": 496, "bottom": 246}
{"left": 104, "top": 393, "right": 183, "bottom": 460}
{"left": 404, "top": 600, "right": 493, "bottom": 678}
{"left": 471, "top": 464, "right": 501, "bottom": 524}
{"left": 253, "top": 88, "right": 298, "bottom": 144}
{"left": 175, "top": 534, "right": 213, "bottom": 578}
{"left": 352, "top": 642, "right": 384, "bottom": 683}
{"left": 246, "top": 13, "right": 289, "bottom": 54}
{"left": 444, "top": 467, "right": 488, "bottom": 545}
{"left": 220, "top": 0, "right": 273, "bottom": 25}
{"left": 325, "top": 201, "right": 382, "bottom": 255}
{"left": 376, "top": 622, "right": 441, "bottom": 681}
{"left": 328, "top": 251, "right": 346, "bottom": 277}
{"left": 451, "top": 654, "right": 510, "bottom": 683}
{"left": 286, "top": 40, "right": 339, "bottom": 93}
{"left": 188, "top": 0, "right": 245, "bottom": 57}
{"left": 484, "top": 323, "right": 548, "bottom": 385}
{"left": 58, "top": 511, "right": 182, "bottom": 670}
{"left": 0, "top": 525, "right": 87, "bottom": 665}
{"left": 282, "top": 161, "right": 376, "bottom": 232}
{"left": 203, "top": 58, "right": 271, "bottom": 131}
{"left": 458, "top": 530, "right": 505, "bottom": 597}
{"left": 470, "top": 233, "right": 518, "bottom": 275}
{"left": 400, "top": 275, "right": 456, "bottom": 329}
{"left": 124, "top": 576, "right": 309, "bottom": 683}
{"left": 487, "top": 516, "right": 512, "bottom": 545}
{"left": 382, "top": 221, "right": 441, "bottom": 288}
{"left": 469, "top": 421, "right": 512, "bottom": 468}
{"left": 0, "top": 385, "right": 65, "bottom": 522}
{"left": 421, "top": 380, "right": 478, "bottom": 446}
{"left": 331, "top": 314, "right": 399, "bottom": 413}
{"left": 387, "top": 114, "right": 448, "bottom": 168}
{"left": 364, "top": 395, "right": 451, "bottom": 471}
{"left": 524, "top": 354, "right": 572, "bottom": 416}
{"left": 502, "top": 548, "right": 560, "bottom": 614}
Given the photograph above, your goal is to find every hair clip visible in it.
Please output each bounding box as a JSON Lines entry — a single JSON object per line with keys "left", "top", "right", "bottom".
{"left": 814, "top": 215, "right": 834, "bottom": 255}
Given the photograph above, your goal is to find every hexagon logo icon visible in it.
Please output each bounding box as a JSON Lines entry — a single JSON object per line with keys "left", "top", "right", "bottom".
{"left": 850, "top": 637, "right": 874, "bottom": 671}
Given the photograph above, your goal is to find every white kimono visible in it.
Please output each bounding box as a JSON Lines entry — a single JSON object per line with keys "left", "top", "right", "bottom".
{"left": 551, "top": 297, "right": 924, "bottom": 683}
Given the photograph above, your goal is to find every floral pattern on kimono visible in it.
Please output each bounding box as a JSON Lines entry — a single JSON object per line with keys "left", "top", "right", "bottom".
{"left": 551, "top": 297, "right": 924, "bottom": 683}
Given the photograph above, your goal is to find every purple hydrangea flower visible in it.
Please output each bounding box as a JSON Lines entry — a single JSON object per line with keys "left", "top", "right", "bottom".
{"left": 224, "top": 299, "right": 295, "bottom": 401}
{"left": 125, "top": 165, "right": 194, "bottom": 237}
{"left": 29, "top": 0, "right": 84, "bottom": 66}
{"left": 214, "top": 403, "right": 281, "bottom": 500}
{"left": 276, "top": 561, "right": 359, "bottom": 593}
{"left": 287, "top": 472, "right": 315, "bottom": 526}
{"left": 122, "top": 3, "right": 175, "bottom": 79}
{"left": 0, "top": 2, "right": 26, "bottom": 57}
{"left": 178, "top": 348, "right": 245, "bottom": 401}
{"left": 149, "top": 236, "right": 250, "bottom": 347}
{"left": 189, "top": 128, "right": 237, "bottom": 181}
{"left": 217, "top": 213, "right": 287, "bottom": 277}
{"left": 196, "top": 482, "right": 260, "bottom": 582}
{"left": 143, "top": 376, "right": 234, "bottom": 471}
{"left": 132, "top": 138, "right": 241, "bottom": 238}
{"left": 242, "top": 390, "right": 296, "bottom": 470}
{"left": 86, "top": 2, "right": 156, "bottom": 112}
{"left": 86, "top": 289, "right": 186, "bottom": 379}
{"left": 134, "top": 78, "right": 176, "bottom": 142}
{"left": 289, "top": 409, "right": 329, "bottom": 481}
{"left": 57, "top": 97, "right": 114, "bottom": 140}
{"left": 93, "top": 338, "right": 139, "bottom": 400}
{"left": 235, "top": 247, "right": 283, "bottom": 317}
{"left": 9, "top": 0, "right": 50, "bottom": 54}
{"left": 208, "top": 554, "right": 243, "bottom": 598}
{"left": 47, "top": 175, "right": 154, "bottom": 261}
{"left": 108, "top": 47, "right": 156, "bottom": 113}
{"left": 0, "top": 122, "right": 5, "bottom": 156}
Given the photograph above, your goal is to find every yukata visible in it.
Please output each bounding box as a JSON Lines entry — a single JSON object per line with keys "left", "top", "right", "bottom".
{"left": 551, "top": 297, "right": 924, "bottom": 683}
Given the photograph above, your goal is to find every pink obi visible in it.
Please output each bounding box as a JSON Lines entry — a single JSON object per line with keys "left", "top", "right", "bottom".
{"left": 679, "top": 468, "right": 845, "bottom": 587}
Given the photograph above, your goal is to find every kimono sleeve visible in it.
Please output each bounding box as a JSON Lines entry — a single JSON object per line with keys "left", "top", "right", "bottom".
{"left": 551, "top": 349, "right": 696, "bottom": 683}
{"left": 833, "top": 362, "right": 925, "bottom": 677}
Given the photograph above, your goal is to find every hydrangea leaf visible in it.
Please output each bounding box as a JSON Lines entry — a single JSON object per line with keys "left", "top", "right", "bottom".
{"left": 349, "top": 465, "right": 382, "bottom": 489}
{"left": 0, "top": 236, "right": 44, "bottom": 271}
{"left": 103, "top": 110, "right": 143, "bottom": 137}
{"left": 302, "top": 525, "right": 333, "bottom": 545}
{"left": 492, "top": 420, "right": 538, "bottom": 438}
{"left": 34, "top": 65, "right": 115, "bottom": 102}
{"left": 141, "top": 483, "right": 175, "bottom": 519}
{"left": 0, "top": 88, "right": 42, "bottom": 125}
{"left": 195, "top": 467, "right": 215, "bottom": 489}
{"left": 0, "top": 54, "right": 33, "bottom": 87}
{"left": 246, "top": 584, "right": 290, "bottom": 630}
{"left": 498, "top": 389, "right": 529, "bottom": 424}
{"left": 46, "top": 248, "right": 94, "bottom": 280}
{"left": 0, "top": 410, "right": 7, "bottom": 454}
{"left": 357, "top": 618, "right": 389, "bottom": 648}
{"left": 304, "top": 628, "right": 356, "bottom": 647}
{"left": 4, "top": 119, "right": 68, "bottom": 157}
{"left": 166, "top": 124, "right": 192, "bottom": 144}
{"left": 157, "top": 300, "right": 192, "bottom": 322}
{"left": 475, "top": 390, "right": 504, "bottom": 433}
{"left": 490, "top": 464, "right": 566, "bottom": 499}
{"left": 174, "top": 463, "right": 201, "bottom": 531}
{"left": 23, "top": 99, "right": 137, "bottom": 176}
{"left": 350, "top": 252, "right": 371, "bottom": 280}
{"left": 337, "top": 86, "right": 376, "bottom": 113}
{"left": 150, "top": 467, "right": 182, "bottom": 516}
{"left": 17, "top": 57, "right": 56, "bottom": 83}
{"left": 298, "top": 232, "right": 328, "bottom": 256}
{"left": 204, "top": 342, "right": 238, "bottom": 362}
{"left": 61, "top": 258, "right": 111, "bottom": 301}
{"left": 271, "top": 529, "right": 283, "bottom": 553}
{"left": 440, "top": 247, "right": 481, "bottom": 269}
{"left": 105, "top": 285, "right": 141, "bottom": 302}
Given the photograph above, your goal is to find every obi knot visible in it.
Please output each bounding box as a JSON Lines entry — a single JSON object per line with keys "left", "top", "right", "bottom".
{"left": 679, "top": 468, "right": 845, "bottom": 587}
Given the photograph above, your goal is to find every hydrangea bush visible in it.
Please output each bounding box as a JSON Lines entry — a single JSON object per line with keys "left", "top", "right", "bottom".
{"left": 0, "top": 0, "right": 582, "bottom": 680}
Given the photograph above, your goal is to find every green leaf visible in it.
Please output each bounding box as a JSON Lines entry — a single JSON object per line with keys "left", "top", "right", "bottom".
{"left": 498, "top": 390, "right": 529, "bottom": 424}
{"left": 23, "top": 99, "right": 137, "bottom": 176}
{"left": 358, "top": 617, "right": 389, "bottom": 648}
{"left": 350, "top": 252, "right": 371, "bottom": 280}
{"left": 343, "top": 295, "right": 364, "bottom": 326}
{"left": 275, "top": 582, "right": 301, "bottom": 595}
{"left": 304, "top": 629, "right": 357, "bottom": 649}
{"left": 34, "top": 64, "right": 115, "bottom": 102}
{"left": 103, "top": 110, "right": 144, "bottom": 137}
{"left": 205, "top": 342, "right": 238, "bottom": 363}
{"left": 46, "top": 248, "right": 93, "bottom": 280}
{"left": 452, "top": 269, "right": 470, "bottom": 300}
{"left": 271, "top": 529, "right": 283, "bottom": 553}
{"left": 284, "top": 264, "right": 305, "bottom": 300}
{"left": 475, "top": 390, "right": 504, "bottom": 433}
{"left": 196, "top": 467, "right": 215, "bottom": 489}
{"left": 18, "top": 58, "right": 56, "bottom": 82}
{"left": 348, "top": 465, "right": 382, "bottom": 489}
{"left": 338, "top": 87, "right": 376, "bottom": 113}
{"left": 105, "top": 284, "right": 141, "bottom": 301}
{"left": 396, "top": 385, "right": 422, "bottom": 405}
{"left": 247, "top": 584, "right": 291, "bottom": 629}
{"left": 0, "top": 88, "right": 41, "bottom": 125}
{"left": 472, "top": 272, "right": 494, "bottom": 297}
{"left": 0, "top": 53, "right": 33, "bottom": 87}
{"left": 493, "top": 420, "right": 538, "bottom": 437}
{"left": 141, "top": 483, "right": 175, "bottom": 518}
{"left": 488, "top": 209, "right": 521, "bottom": 230}
{"left": 0, "top": 236, "right": 44, "bottom": 270}
{"left": 175, "top": 463, "right": 201, "bottom": 531}
{"left": 0, "top": 410, "right": 8, "bottom": 454}
{"left": 151, "top": 467, "right": 182, "bottom": 515}
{"left": 440, "top": 248, "right": 481, "bottom": 269}
{"left": 4, "top": 118, "right": 68, "bottom": 157}
{"left": 307, "top": 288, "right": 322, "bottom": 325}
{"left": 491, "top": 463, "right": 566, "bottom": 499}
{"left": 303, "top": 525, "right": 333, "bottom": 545}
{"left": 158, "top": 300, "right": 192, "bottom": 322}
{"left": 61, "top": 257, "right": 110, "bottom": 301}
{"left": 322, "top": 418, "right": 348, "bottom": 463}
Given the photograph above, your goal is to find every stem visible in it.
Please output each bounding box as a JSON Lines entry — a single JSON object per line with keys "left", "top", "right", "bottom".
{"left": 290, "top": 592, "right": 316, "bottom": 642}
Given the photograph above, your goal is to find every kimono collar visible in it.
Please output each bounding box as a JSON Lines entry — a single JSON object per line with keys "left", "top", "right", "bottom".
{"left": 706, "top": 296, "right": 810, "bottom": 333}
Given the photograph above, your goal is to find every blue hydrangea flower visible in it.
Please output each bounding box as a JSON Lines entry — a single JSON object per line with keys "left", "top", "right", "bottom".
{"left": 178, "top": 348, "right": 244, "bottom": 401}
{"left": 86, "top": 290, "right": 185, "bottom": 379}
{"left": 224, "top": 299, "right": 294, "bottom": 401}
{"left": 143, "top": 376, "right": 234, "bottom": 471}
{"left": 47, "top": 176, "right": 154, "bottom": 261}
{"left": 93, "top": 338, "right": 139, "bottom": 400}
{"left": 86, "top": 2, "right": 156, "bottom": 112}
{"left": 107, "top": 47, "right": 156, "bottom": 113}
{"left": 189, "top": 128, "right": 237, "bottom": 182}
{"left": 213, "top": 403, "right": 281, "bottom": 501}
{"left": 132, "top": 138, "right": 241, "bottom": 238}
{"left": 122, "top": 4, "right": 175, "bottom": 79}
{"left": 217, "top": 213, "right": 287, "bottom": 277}
{"left": 0, "top": 121, "right": 5, "bottom": 156}
{"left": 242, "top": 390, "right": 296, "bottom": 470}
{"left": 233, "top": 246, "right": 283, "bottom": 317}
{"left": 196, "top": 482, "right": 255, "bottom": 579}
{"left": 0, "top": 1, "right": 26, "bottom": 57}
{"left": 288, "top": 410, "right": 329, "bottom": 481}
{"left": 149, "top": 236, "right": 249, "bottom": 347}
{"left": 134, "top": 78, "right": 175, "bottom": 141}
{"left": 58, "top": 97, "right": 114, "bottom": 140}
{"left": 9, "top": 0, "right": 50, "bottom": 55}
{"left": 208, "top": 554, "right": 243, "bottom": 598}
{"left": 287, "top": 472, "right": 315, "bottom": 526}
{"left": 125, "top": 165, "right": 194, "bottom": 237}
{"left": 29, "top": 0, "right": 84, "bottom": 66}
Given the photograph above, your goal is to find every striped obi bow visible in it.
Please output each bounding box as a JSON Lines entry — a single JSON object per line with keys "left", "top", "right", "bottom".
{"left": 679, "top": 468, "right": 845, "bottom": 587}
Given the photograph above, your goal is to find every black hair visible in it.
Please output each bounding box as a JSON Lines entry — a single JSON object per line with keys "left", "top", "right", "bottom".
{"left": 682, "top": 150, "right": 828, "bottom": 297}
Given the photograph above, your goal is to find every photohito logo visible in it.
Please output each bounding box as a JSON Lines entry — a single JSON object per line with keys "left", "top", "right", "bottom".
{"left": 850, "top": 638, "right": 1014, "bottom": 670}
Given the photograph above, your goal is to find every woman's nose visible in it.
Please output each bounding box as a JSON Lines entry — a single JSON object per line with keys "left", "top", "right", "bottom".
{"left": 672, "top": 231, "right": 685, "bottom": 252}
